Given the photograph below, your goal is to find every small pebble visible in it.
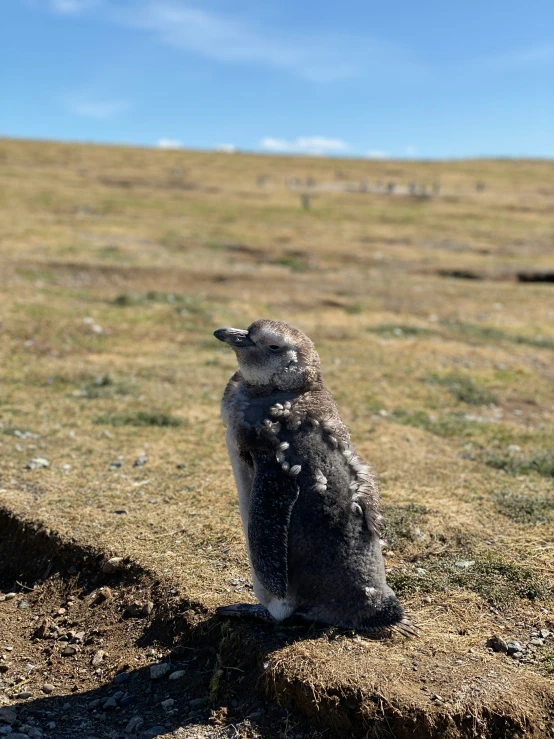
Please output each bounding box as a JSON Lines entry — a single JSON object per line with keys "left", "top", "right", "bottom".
{"left": 189, "top": 697, "right": 203, "bottom": 707}
{"left": 95, "top": 586, "right": 112, "bottom": 602}
{"left": 36, "top": 619, "right": 51, "bottom": 639}
{"left": 88, "top": 699, "right": 101, "bottom": 710}
{"left": 143, "top": 727, "right": 166, "bottom": 739}
{"left": 17, "top": 691, "right": 32, "bottom": 699}
{"left": 506, "top": 640, "right": 522, "bottom": 655}
{"left": 150, "top": 663, "right": 170, "bottom": 680}
{"left": 486, "top": 635, "right": 508, "bottom": 653}
{"left": 125, "top": 602, "right": 146, "bottom": 618}
{"left": 42, "top": 683, "right": 54, "bottom": 694}
{"left": 91, "top": 649, "right": 105, "bottom": 666}
{"left": 125, "top": 716, "right": 144, "bottom": 733}
{"left": 27, "top": 729, "right": 43, "bottom": 738}
{"left": 5, "top": 594, "right": 16, "bottom": 601}
{"left": 160, "top": 699, "right": 174, "bottom": 710}
{"left": 17, "top": 600, "right": 29, "bottom": 610}
{"left": 103, "top": 697, "right": 117, "bottom": 710}
{"left": 25, "top": 457, "right": 49, "bottom": 470}
{"left": 45, "top": 723, "right": 56, "bottom": 730}
{"left": 102, "top": 557, "right": 124, "bottom": 575}
{"left": 109, "top": 461, "right": 123, "bottom": 470}
{"left": 114, "top": 672, "right": 130, "bottom": 684}
{"left": 120, "top": 695, "right": 136, "bottom": 708}
{"left": 61, "top": 645, "right": 77, "bottom": 656}
{"left": 134, "top": 455, "right": 148, "bottom": 467}
{"left": 168, "top": 670, "right": 186, "bottom": 681}
{"left": 0, "top": 708, "right": 17, "bottom": 724}
{"left": 142, "top": 601, "right": 154, "bottom": 616}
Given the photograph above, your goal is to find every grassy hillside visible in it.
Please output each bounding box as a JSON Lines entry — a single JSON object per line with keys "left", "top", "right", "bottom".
{"left": 1, "top": 138, "right": 553, "bottom": 737}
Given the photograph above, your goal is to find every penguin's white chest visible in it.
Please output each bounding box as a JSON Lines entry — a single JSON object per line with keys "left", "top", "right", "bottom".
{"left": 225, "top": 427, "right": 253, "bottom": 546}
{"left": 225, "top": 426, "right": 296, "bottom": 621}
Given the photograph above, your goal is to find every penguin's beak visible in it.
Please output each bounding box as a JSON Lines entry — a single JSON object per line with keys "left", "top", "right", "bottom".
{"left": 214, "top": 327, "right": 254, "bottom": 347}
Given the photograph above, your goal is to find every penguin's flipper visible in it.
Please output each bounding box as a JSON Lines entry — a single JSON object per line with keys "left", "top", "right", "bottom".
{"left": 216, "top": 603, "right": 275, "bottom": 623}
{"left": 248, "top": 458, "right": 300, "bottom": 600}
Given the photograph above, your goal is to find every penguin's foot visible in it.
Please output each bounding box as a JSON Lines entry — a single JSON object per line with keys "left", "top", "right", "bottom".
{"left": 393, "top": 617, "right": 419, "bottom": 638}
{"left": 216, "top": 603, "right": 276, "bottom": 623}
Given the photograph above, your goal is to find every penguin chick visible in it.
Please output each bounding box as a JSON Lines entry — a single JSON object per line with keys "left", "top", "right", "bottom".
{"left": 214, "top": 319, "right": 414, "bottom": 635}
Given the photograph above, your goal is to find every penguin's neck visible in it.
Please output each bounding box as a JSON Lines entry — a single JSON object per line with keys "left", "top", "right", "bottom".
{"left": 242, "top": 368, "right": 323, "bottom": 397}
{"left": 243, "top": 384, "right": 299, "bottom": 400}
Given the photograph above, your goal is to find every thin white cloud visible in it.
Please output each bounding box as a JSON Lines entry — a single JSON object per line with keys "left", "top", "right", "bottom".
{"left": 38, "top": 0, "right": 426, "bottom": 83}
{"left": 261, "top": 136, "right": 350, "bottom": 155}
{"left": 49, "top": 0, "right": 99, "bottom": 14}
{"left": 157, "top": 138, "right": 184, "bottom": 149}
{"left": 366, "top": 150, "right": 389, "bottom": 159}
{"left": 215, "top": 143, "right": 236, "bottom": 153}
{"left": 63, "top": 97, "right": 131, "bottom": 120}
{"left": 110, "top": 2, "right": 418, "bottom": 83}
{"left": 479, "top": 43, "right": 554, "bottom": 69}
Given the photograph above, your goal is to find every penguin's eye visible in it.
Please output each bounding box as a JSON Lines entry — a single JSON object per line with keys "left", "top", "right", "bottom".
{"left": 268, "top": 344, "right": 282, "bottom": 352}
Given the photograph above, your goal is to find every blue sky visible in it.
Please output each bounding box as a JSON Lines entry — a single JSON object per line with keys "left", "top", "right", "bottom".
{"left": 2, "top": 0, "right": 554, "bottom": 158}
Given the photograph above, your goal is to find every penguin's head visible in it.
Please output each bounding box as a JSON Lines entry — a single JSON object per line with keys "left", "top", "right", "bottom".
{"left": 214, "top": 319, "right": 321, "bottom": 390}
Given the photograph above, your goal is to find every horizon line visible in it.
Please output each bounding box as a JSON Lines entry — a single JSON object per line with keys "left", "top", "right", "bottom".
{"left": 1, "top": 134, "right": 553, "bottom": 163}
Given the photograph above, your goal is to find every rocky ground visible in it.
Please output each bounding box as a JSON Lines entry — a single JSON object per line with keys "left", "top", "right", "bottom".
{"left": 0, "top": 568, "right": 325, "bottom": 739}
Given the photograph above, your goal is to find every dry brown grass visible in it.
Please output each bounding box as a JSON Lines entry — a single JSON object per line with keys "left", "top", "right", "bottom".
{"left": 1, "top": 137, "right": 554, "bottom": 736}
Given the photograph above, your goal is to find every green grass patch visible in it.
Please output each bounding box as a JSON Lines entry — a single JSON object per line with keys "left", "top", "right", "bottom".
{"left": 1, "top": 425, "right": 39, "bottom": 438}
{"left": 112, "top": 292, "right": 211, "bottom": 319}
{"left": 391, "top": 409, "right": 484, "bottom": 437}
{"left": 368, "top": 324, "right": 436, "bottom": 338}
{"left": 443, "top": 320, "right": 554, "bottom": 350}
{"left": 485, "top": 451, "right": 554, "bottom": 478}
{"left": 494, "top": 491, "right": 554, "bottom": 524}
{"left": 271, "top": 253, "right": 311, "bottom": 272}
{"left": 424, "top": 373, "right": 497, "bottom": 405}
{"left": 540, "top": 652, "right": 554, "bottom": 675}
{"left": 99, "top": 244, "right": 125, "bottom": 261}
{"left": 381, "top": 503, "right": 430, "bottom": 551}
{"left": 388, "top": 553, "right": 552, "bottom": 607}
{"left": 113, "top": 291, "right": 181, "bottom": 307}
{"left": 75, "top": 374, "right": 136, "bottom": 399}
{"left": 94, "top": 411, "right": 186, "bottom": 427}
{"left": 344, "top": 302, "right": 364, "bottom": 315}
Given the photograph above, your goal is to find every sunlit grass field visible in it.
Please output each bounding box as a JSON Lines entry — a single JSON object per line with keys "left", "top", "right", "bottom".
{"left": 1, "top": 138, "right": 553, "bottom": 734}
